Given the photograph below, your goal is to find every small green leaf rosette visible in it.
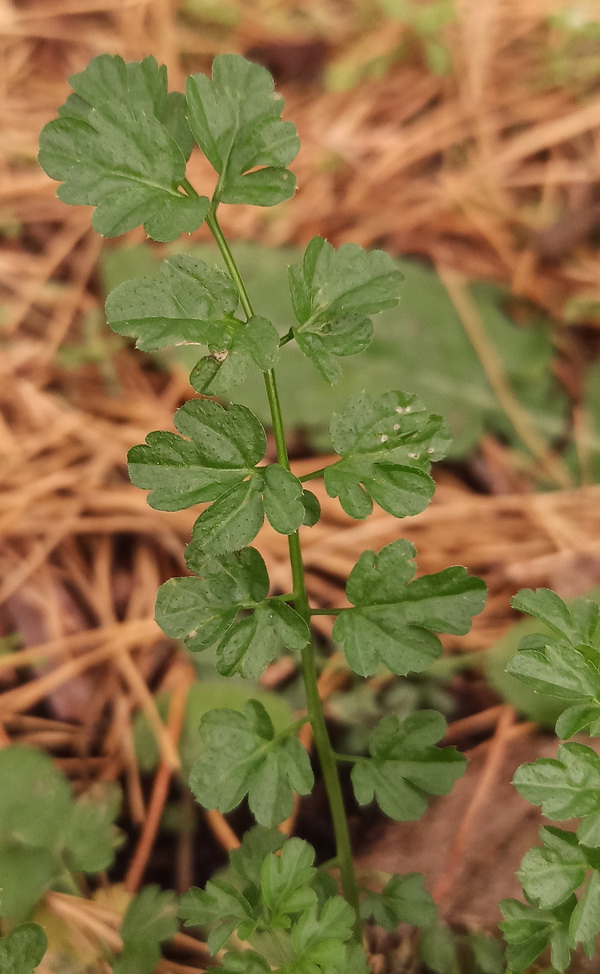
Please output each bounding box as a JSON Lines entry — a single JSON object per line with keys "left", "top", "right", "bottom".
{"left": 332, "top": 538, "right": 486, "bottom": 677}
{"left": 506, "top": 589, "right": 600, "bottom": 737}
{"left": 188, "top": 699, "right": 314, "bottom": 827}
{"left": 186, "top": 53, "right": 299, "bottom": 206}
{"left": 324, "top": 390, "right": 451, "bottom": 519}
{"left": 350, "top": 711, "right": 466, "bottom": 821}
{"left": 38, "top": 55, "right": 208, "bottom": 240}
{"left": 181, "top": 829, "right": 366, "bottom": 973}
{"left": 126, "top": 399, "right": 305, "bottom": 552}
{"left": 155, "top": 546, "right": 309, "bottom": 678}
{"left": 288, "top": 237, "right": 404, "bottom": 382}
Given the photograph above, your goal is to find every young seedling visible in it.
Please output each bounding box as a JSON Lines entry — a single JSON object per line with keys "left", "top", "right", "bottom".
{"left": 28, "top": 50, "right": 599, "bottom": 974}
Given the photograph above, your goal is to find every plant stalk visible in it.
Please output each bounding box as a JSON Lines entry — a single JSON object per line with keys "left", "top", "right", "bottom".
{"left": 206, "top": 207, "right": 361, "bottom": 939}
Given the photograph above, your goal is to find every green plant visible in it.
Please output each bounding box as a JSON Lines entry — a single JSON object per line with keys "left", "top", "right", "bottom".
{"left": 499, "top": 589, "right": 600, "bottom": 973}
{"left": 26, "top": 50, "right": 598, "bottom": 974}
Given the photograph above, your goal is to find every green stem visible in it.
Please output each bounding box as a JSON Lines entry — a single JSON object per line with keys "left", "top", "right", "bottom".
{"left": 206, "top": 205, "right": 361, "bottom": 940}
{"left": 299, "top": 466, "right": 330, "bottom": 483}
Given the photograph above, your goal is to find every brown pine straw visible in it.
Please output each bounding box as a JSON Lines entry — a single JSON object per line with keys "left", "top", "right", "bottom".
{"left": 125, "top": 666, "right": 190, "bottom": 892}
{"left": 432, "top": 706, "right": 518, "bottom": 916}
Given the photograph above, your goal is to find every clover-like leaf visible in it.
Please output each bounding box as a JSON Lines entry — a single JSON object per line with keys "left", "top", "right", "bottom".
{"left": 511, "top": 589, "right": 600, "bottom": 646}
{"left": 38, "top": 55, "right": 208, "bottom": 240}
{"left": 186, "top": 54, "right": 299, "bottom": 206}
{"left": 114, "top": 886, "right": 179, "bottom": 974}
{"left": 156, "top": 547, "right": 308, "bottom": 676}
{"left": 290, "top": 897, "right": 361, "bottom": 974}
{"left": 350, "top": 711, "right": 466, "bottom": 821}
{"left": 229, "top": 826, "right": 286, "bottom": 889}
{"left": 518, "top": 827, "right": 588, "bottom": 909}
{"left": 180, "top": 878, "right": 255, "bottom": 953}
{"left": 332, "top": 538, "right": 486, "bottom": 677}
{"left": 189, "top": 315, "right": 280, "bottom": 395}
{"left": 289, "top": 238, "right": 404, "bottom": 382}
{"left": 360, "top": 872, "right": 437, "bottom": 930}
{"left": 191, "top": 465, "right": 305, "bottom": 554}
{"left": 189, "top": 700, "right": 314, "bottom": 827}
{"left": 261, "top": 838, "right": 317, "bottom": 917}
{"left": 324, "top": 391, "right": 450, "bottom": 518}
{"left": 499, "top": 896, "right": 574, "bottom": 974}
{"left": 106, "top": 255, "right": 239, "bottom": 352}
{"left": 128, "top": 399, "right": 265, "bottom": 512}
{"left": 0, "top": 923, "right": 48, "bottom": 974}
{"left": 506, "top": 591, "right": 600, "bottom": 707}
{"left": 514, "top": 742, "right": 600, "bottom": 819}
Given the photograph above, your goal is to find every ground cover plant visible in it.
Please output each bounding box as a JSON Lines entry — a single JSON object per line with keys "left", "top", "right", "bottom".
{"left": 2, "top": 50, "right": 599, "bottom": 974}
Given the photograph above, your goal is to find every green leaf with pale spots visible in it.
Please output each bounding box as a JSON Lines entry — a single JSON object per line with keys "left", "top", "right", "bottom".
{"left": 155, "top": 547, "right": 308, "bottom": 676}
{"left": 350, "top": 711, "right": 466, "bottom": 821}
{"left": 189, "top": 699, "right": 313, "bottom": 827}
{"left": 332, "top": 538, "right": 486, "bottom": 677}
{"left": 324, "top": 391, "right": 450, "bottom": 518}
{"left": 186, "top": 54, "right": 299, "bottom": 206}
{"left": 38, "top": 55, "right": 208, "bottom": 240}
{"left": 127, "top": 399, "right": 266, "bottom": 512}
{"left": 106, "top": 255, "right": 239, "bottom": 352}
{"left": 289, "top": 238, "right": 404, "bottom": 382}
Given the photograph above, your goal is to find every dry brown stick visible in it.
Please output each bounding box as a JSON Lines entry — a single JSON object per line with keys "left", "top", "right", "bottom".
{"left": 125, "top": 672, "right": 190, "bottom": 892}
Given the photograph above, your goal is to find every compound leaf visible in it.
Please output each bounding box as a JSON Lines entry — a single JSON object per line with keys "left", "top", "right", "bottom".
{"left": 324, "top": 391, "right": 450, "bottom": 518}
{"left": 155, "top": 548, "right": 307, "bottom": 676}
{"left": 229, "top": 826, "right": 286, "bottom": 889}
{"left": 0, "top": 923, "right": 48, "bottom": 974}
{"left": 114, "top": 885, "right": 179, "bottom": 974}
{"left": 186, "top": 54, "right": 299, "bottom": 206}
{"left": 350, "top": 711, "right": 466, "bottom": 820}
{"left": 106, "top": 255, "right": 239, "bottom": 351}
{"left": 189, "top": 700, "right": 313, "bottom": 827}
{"left": 360, "top": 872, "right": 437, "bottom": 930}
{"left": 128, "top": 399, "right": 266, "bottom": 512}
{"left": 517, "top": 827, "right": 587, "bottom": 909}
{"left": 513, "top": 742, "right": 600, "bottom": 819}
{"left": 289, "top": 238, "right": 404, "bottom": 382}
{"left": 499, "top": 897, "right": 574, "bottom": 974}
{"left": 180, "top": 879, "right": 255, "bottom": 953}
{"left": 332, "top": 538, "right": 486, "bottom": 677}
{"left": 511, "top": 589, "right": 600, "bottom": 645}
{"left": 261, "top": 838, "right": 317, "bottom": 916}
{"left": 39, "top": 55, "right": 208, "bottom": 240}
